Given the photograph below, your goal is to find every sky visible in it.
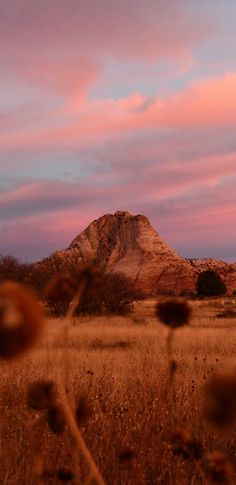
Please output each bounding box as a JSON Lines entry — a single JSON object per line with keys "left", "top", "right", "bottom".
{"left": 1, "top": 0, "right": 236, "bottom": 263}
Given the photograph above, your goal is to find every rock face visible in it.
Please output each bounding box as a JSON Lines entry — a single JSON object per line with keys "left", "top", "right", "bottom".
{"left": 51, "top": 211, "right": 196, "bottom": 294}
{"left": 188, "top": 258, "right": 236, "bottom": 295}
{"left": 39, "top": 211, "right": 236, "bottom": 295}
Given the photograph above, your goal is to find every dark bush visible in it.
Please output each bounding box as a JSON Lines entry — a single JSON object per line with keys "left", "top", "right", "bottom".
{"left": 0, "top": 254, "right": 144, "bottom": 316}
{"left": 0, "top": 255, "right": 29, "bottom": 284}
{"left": 196, "top": 270, "right": 227, "bottom": 297}
{"left": 75, "top": 271, "right": 144, "bottom": 316}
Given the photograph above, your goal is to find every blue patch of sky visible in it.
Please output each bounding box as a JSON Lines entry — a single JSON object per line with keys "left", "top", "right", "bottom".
{"left": 0, "top": 78, "right": 67, "bottom": 133}
{"left": 189, "top": 0, "right": 236, "bottom": 70}
{"left": 88, "top": 58, "right": 197, "bottom": 100}
{"left": 218, "top": 173, "right": 236, "bottom": 187}
{"left": 175, "top": 242, "right": 236, "bottom": 262}
{"left": 0, "top": 79, "right": 63, "bottom": 111}
{"left": 88, "top": 51, "right": 235, "bottom": 106}
{"left": 0, "top": 150, "right": 110, "bottom": 188}
{"left": 88, "top": 2, "right": 236, "bottom": 103}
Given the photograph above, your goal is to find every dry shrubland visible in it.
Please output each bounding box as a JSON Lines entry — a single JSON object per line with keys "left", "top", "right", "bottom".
{"left": 0, "top": 293, "right": 235, "bottom": 484}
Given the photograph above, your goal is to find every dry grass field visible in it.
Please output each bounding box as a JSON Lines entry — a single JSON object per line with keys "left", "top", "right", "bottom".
{"left": 0, "top": 297, "right": 236, "bottom": 484}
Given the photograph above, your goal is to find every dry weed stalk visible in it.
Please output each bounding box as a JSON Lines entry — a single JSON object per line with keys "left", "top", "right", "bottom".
{"left": 156, "top": 298, "right": 235, "bottom": 483}
{"left": 45, "top": 264, "right": 106, "bottom": 484}
{"left": 56, "top": 378, "right": 106, "bottom": 485}
{"left": 156, "top": 298, "right": 191, "bottom": 381}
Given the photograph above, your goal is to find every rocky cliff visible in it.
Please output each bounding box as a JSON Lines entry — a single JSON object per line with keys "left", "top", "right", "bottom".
{"left": 39, "top": 211, "right": 236, "bottom": 295}
{"left": 188, "top": 258, "right": 236, "bottom": 295}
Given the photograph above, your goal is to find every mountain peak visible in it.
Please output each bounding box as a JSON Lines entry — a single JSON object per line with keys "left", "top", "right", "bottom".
{"left": 67, "top": 210, "right": 195, "bottom": 294}
{"left": 114, "top": 210, "right": 131, "bottom": 217}
{"left": 38, "top": 211, "right": 236, "bottom": 295}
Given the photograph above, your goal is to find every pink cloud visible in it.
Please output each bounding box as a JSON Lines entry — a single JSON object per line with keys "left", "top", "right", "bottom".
{"left": 2, "top": 73, "right": 236, "bottom": 154}
{"left": 70, "top": 73, "right": 236, "bottom": 135}
{"left": 1, "top": 0, "right": 211, "bottom": 66}
{"left": 19, "top": 58, "right": 101, "bottom": 97}
{"left": 162, "top": 73, "right": 236, "bottom": 126}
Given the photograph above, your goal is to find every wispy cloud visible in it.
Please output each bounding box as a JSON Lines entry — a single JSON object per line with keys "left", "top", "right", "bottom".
{"left": 1, "top": 1, "right": 236, "bottom": 260}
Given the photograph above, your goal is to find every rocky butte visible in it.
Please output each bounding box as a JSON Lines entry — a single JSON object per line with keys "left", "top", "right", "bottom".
{"left": 40, "top": 211, "right": 236, "bottom": 295}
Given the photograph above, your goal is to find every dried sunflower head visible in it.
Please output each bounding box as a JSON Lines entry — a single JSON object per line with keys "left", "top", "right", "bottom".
{"left": 0, "top": 281, "right": 43, "bottom": 359}
{"left": 44, "top": 273, "right": 77, "bottom": 303}
{"left": 45, "top": 265, "right": 102, "bottom": 304}
{"left": 171, "top": 428, "right": 203, "bottom": 461}
{"left": 75, "top": 395, "right": 92, "bottom": 426}
{"left": 203, "top": 451, "right": 233, "bottom": 484}
{"left": 156, "top": 299, "right": 191, "bottom": 328}
{"left": 118, "top": 447, "right": 136, "bottom": 463}
{"left": 47, "top": 404, "right": 66, "bottom": 434}
{"left": 27, "top": 380, "right": 56, "bottom": 410}
{"left": 56, "top": 468, "right": 75, "bottom": 481}
{"left": 204, "top": 372, "right": 236, "bottom": 427}
{"left": 73, "top": 264, "right": 103, "bottom": 294}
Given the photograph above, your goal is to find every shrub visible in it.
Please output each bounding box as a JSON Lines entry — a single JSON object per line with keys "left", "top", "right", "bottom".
{"left": 196, "top": 270, "right": 227, "bottom": 297}
{"left": 44, "top": 269, "right": 144, "bottom": 317}
{"left": 76, "top": 271, "right": 144, "bottom": 316}
{"left": 0, "top": 255, "right": 29, "bottom": 284}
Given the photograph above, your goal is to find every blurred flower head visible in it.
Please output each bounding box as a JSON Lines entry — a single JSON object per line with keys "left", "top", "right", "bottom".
{"left": 47, "top": 404, "right": 66, "bottom": 434}
{"left": 27, "top": 380, "right": 56, "bottom": 410}
{"left": 156, "top": 299, "right": 191, "bottom": 328}
{"left": 204, "top": 372, "right": 236, "bottom": 427}
{"left": 0, "top": 281, "right": 43, "bottom": 359}
{"left": 44, "top": 273, "right": 77, "bottom": 303}
{"left": 171, "top": 428, "right": 203, "bottom": 461}
{"left": 203, "top": 451, "right": 233, "bottom": 484}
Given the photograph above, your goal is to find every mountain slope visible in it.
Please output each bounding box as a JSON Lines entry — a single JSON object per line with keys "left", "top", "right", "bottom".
{"left": 43, "top": 211, "right": 196, "bottom": 294}
{"left": 38, "top": 211, "right": 236, "bottom": 295}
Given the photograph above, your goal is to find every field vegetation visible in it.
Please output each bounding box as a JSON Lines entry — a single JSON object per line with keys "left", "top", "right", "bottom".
{"left": 0, "top": 295, "right": 235, "bottom": 484}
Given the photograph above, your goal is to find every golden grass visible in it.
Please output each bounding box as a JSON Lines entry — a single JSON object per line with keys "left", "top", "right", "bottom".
{"left": 0, "top": 298, "right": 236, "bottom": 484}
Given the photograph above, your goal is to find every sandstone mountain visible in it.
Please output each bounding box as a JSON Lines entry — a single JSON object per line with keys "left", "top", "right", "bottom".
{"left": 39, "top": 211, "right": 236, "bottom": 295}
{"left": 188, "top": 258, "right": 236, "bottom": 295}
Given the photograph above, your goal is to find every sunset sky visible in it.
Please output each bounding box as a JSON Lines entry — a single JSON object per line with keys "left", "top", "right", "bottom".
{"left": 1, "top": 0, "right": 236, "bottom": 262}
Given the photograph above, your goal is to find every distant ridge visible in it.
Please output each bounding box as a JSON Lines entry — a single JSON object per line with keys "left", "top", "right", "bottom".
{"left": 38, "top": 211, "right": 236, "bottom": 295}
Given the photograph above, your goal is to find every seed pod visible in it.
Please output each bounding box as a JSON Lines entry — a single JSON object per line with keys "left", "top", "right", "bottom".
{"left": 156, "top": 299, "right": 191, "bottom": 328}
{"left": 171, "top": 429, "right": 203, "bottom": 461}
{"left": 169, "top": 359, "right": 177, "bottom": 381}
{"left": 45, "top": 273, "right": 78, "bottom": 303}
{"left": 203, "top": 451, "right": 233, "bottom": 484}
{"left": 27, "top": 380, "right": 56, "bottom": 410}
{"left": 56, "top": 468, "right": 75, "bottom": 481}
{"left": 76, "top": 395, "right": 92, "bottom": 426}
{"left": 204, "top": 372, "right": 236, "bottom": 427}
{"left": 0, "top": 281, "right": 43, "bottom": 359}
{"left": 47, "top": 405, "right": 66, "bottom": 434}
{"left": 118, "top": 447, "right": 136, "bottom": 463}
{"left": 73, "top": 264, "right": 102, "bottom": 293}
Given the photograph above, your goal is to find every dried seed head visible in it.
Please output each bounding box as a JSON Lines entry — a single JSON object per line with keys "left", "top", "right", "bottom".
{"left": 47, "top": 405, "right": 66, "bottom": 434}
{"left": 156, "top": 299, "right": 191, "bottom": 328}
{"left": 27, "top": 380, "right": 56, "bottom": 410}
{"left": 56, "top": 468, "right": 75, "bottom": 481}
{"left": 118, "top": 447, "right": 136, "bottom": 463}
{"left": 169, "top": 359, "right": 177, "bottom": 381}
{"left": 44, "top": 273, "right": 77, "bottom": 303}
{"left": 73, "top": 264, "right": 103, "bottom": 294}
{"left": 203, "top": 451, "right": 233, "bottom": 484}
{"left": 42, "top": 468, "right": 75, "bottom": 481}
{"left": 0, "top": 281, "right": 43, "bottom": 359}
{"left": 171, "top": 429, "right": 203, "bottom": 461}
{"left": 76, "top": 395, "right": 92, "bottom": 426}
{"left": 204, "top": 372, "right": 236, "bottom": 427}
